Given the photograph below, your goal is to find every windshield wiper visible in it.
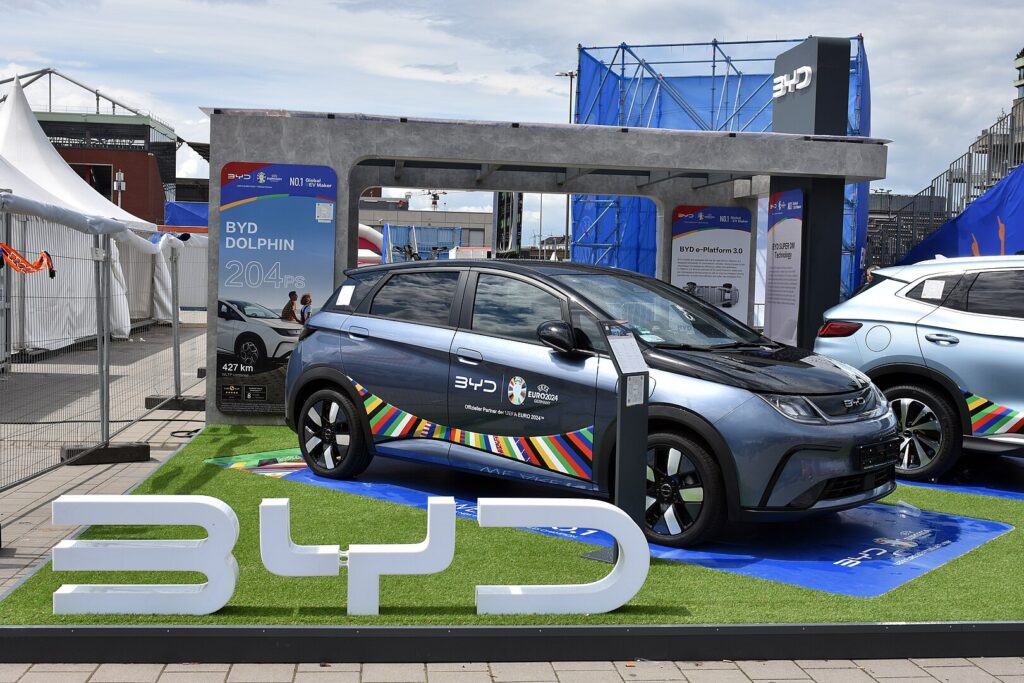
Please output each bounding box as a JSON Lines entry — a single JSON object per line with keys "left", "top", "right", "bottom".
{"left": 707, "top": 340, "right": 781, "bottom": 350}
{"left": 650, "top": 342, "right": 712, "bottom": 351}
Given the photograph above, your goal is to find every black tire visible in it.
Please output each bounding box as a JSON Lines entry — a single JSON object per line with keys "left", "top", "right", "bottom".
{"left": 297, "top": 388, "right": 372, "bottom": 479}
{"left": 643, "top": 431, "right": 726, "bottom": 548}
{"left": 885, "top": 383, "right": 962, "bottom": 481}
{"left": 235, "top": 334, "right": 266, "bottom": 368}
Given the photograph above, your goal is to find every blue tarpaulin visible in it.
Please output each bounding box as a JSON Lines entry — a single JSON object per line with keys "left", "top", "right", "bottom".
{"left": 573, "top": 39, "right": 871, "bottom": 295}
{"left": 164, "top": 201, "right": 208, "bottom": 227}
{"left": 900, "top": 163, "right": 1024, "bottom": 264}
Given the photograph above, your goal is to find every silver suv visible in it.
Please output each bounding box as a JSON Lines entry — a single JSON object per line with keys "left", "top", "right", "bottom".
{"left": 815, "top": 256, "right": 1024, "bottom": 481}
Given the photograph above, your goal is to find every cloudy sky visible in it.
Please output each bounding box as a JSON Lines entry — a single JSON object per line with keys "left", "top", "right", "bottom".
{"left": 2, "top": 0, "right": 1022, "bottom": 240}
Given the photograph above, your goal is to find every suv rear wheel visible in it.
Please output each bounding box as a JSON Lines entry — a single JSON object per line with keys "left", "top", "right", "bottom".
{"left": 644, "top": 432, "right": 725, "bottom": 548}
{"left": 298, "top": 388, "right": 373, "bottom": 479}
{"left": 885, "top": 383, "right": 962, "bottom": 481}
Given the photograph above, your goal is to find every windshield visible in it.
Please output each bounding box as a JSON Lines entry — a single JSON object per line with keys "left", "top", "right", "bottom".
{"left": 553, "top": 273, "right": 769, "bottom": 349}
{"left": 230, "top": 301, "right": 280, "bottom": 319}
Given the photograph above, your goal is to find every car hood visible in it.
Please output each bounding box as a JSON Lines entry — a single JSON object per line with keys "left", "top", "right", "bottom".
{"left": 643, "top": 345, "right": 869, "bottom": 395}
{"left": 257, "top": 318, "right": 303, "bottom": 331}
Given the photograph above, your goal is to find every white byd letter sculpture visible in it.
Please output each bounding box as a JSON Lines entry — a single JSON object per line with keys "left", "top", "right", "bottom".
{"left": 51, "top": 495, "right": 239, "bottom": 615}
{"left": 346, "top": 496, "right": 456, "bottom": 616}
{"left": 474, "top": 498, "right": 650, "bottom": 615}
{"left": 260, "top": 498, "right": 340, "bottom": 576}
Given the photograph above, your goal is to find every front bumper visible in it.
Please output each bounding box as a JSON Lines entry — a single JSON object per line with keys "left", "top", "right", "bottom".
{"left": 715, "top": 395, "right": 899, "bottom": 519}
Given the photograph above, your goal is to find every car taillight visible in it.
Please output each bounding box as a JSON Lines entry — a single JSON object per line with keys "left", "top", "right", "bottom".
{"left": 817, "top": 321, "right": 863, "bottom": 338}
{"left": 298, "top": 325, "right": 316, "bottom": 342}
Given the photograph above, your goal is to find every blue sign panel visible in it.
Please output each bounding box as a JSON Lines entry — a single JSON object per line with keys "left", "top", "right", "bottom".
{"left": 208, "top": 451, "right": 1012, "bottom": 598}
{"left": 216, "top": 162, "right": 337, "bottom": 414}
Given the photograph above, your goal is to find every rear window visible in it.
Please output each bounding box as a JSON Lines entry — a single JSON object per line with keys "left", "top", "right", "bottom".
{"left": 324, "top": 272, "right": 385, "bottom": 313}
{"left": 370, "top": 271, "right": 460, "bottom": 327}
{"left": 904, "top": 274, "right": 962, "bottom": 304}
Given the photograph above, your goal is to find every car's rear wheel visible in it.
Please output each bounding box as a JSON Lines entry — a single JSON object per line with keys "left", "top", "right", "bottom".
{"left": 298, "top": 388, "right": 372, "bottom": 479}
{"left": 644, "top": 432, "right": 725, "bottom": 548}
{"left": 885, "top": 383, "right": 962, "bottom": 481}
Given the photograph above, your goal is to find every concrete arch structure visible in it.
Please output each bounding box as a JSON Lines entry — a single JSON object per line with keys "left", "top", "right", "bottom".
{"left": 205, "top": 109, "right": 888, "bottom": 422}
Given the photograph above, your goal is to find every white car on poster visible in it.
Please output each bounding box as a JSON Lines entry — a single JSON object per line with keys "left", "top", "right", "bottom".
{"left": 216, "top": 299, "right": 302, "bottom": 368}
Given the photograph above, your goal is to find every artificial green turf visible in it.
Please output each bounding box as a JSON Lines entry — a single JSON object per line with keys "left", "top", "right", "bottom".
{"left": 1, "top": 423, "right": 1023, "bottom": 625}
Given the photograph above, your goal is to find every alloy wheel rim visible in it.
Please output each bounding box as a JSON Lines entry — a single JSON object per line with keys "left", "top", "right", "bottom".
{"left": 302, "top": 398, "right": 351, "bottom": 470}
{"left": 893, "top": 398, "right": 942, "bottom": 472}
{"left": 239, "top": 341, "right": 259, "bottom": 365}
{"left": 645, "top": 444, "right": 704, "bottom": 537}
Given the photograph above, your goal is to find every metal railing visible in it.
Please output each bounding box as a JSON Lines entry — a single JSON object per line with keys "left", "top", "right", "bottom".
{"left": 0, "top": 215, "right": 207, "bottom": 493}
{"left": 869, "top": 99, "right": 1024, "bottom": 267}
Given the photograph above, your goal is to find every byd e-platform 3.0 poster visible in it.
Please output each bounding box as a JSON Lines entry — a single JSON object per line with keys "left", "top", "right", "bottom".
{"left": 217, "top": 162, "right": 337, "bottom": 414}
{"left": 764, "top": 190, "right": 804, "bottom": 346}
{"left": 670, "top": 205, "right": 752, "bottom": 324}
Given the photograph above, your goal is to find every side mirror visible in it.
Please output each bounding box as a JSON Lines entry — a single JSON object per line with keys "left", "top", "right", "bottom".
{"left": 537, "top": 320, "right": 576, "bottom": 354}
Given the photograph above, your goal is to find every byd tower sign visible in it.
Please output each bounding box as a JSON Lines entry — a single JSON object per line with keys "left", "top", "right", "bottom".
{"left": 772, "top": 66, "right": 813, "bottom": 99}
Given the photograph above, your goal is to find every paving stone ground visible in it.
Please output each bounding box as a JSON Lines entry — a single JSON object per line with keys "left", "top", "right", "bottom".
{"left": 1, "top": 660, "right": 1023, "bottom": 683}
{"left": 1, "top": 405, "right": 1021, "bottom": 682}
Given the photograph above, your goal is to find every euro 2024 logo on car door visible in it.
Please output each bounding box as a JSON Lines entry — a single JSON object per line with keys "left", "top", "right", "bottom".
{"left": 507, "top": 376, "right": 527, "bottom": 406}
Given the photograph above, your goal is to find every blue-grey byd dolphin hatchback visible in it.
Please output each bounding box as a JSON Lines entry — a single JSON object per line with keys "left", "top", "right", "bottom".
{"left": 285, "top": 261, "right": 899, "bottom": 546}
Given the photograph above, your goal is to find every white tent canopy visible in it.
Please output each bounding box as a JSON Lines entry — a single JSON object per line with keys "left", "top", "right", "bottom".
{"left": 0, "top": 78, "right": 202, "bottom": 352}
{"left": 0, "top": 79, "right": 155, "bottom": 232}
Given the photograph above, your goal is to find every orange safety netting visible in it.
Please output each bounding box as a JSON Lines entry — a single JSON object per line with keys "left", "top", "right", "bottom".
{"left": 0, "top": 243, "right": 56, "bottom": 278}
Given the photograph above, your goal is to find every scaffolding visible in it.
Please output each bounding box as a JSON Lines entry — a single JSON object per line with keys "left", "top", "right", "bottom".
{"left": 870, "top": 98, "right": 1024, "bottom": 267}
{"left": 572, "top": 39, "right": 871, "bottom": 295}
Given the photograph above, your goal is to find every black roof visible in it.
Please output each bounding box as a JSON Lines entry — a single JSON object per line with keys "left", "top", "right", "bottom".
{"left": 348, "top": 259, "right": 640, "bottom": 278}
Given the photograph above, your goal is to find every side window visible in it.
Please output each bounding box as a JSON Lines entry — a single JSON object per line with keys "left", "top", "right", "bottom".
{"left": 325, "top": 272, "right": 385, "bottom": 313}
{"left": 967, "top": 270, "right": 1024, "bottom": 318}
{"left": 904, "top": 275, "right": 962, "bottom": 304}
{"left": 471, "top": 274, "right": 564, "bottom": 343}
{"left": 571, "top": 305, "right": 609, "bottom": 353}
{"left": 370, "top": 271, "right": 460, "bottom": 326}
{"left": 218, "top": 302, "right": 231, "bottom": 320}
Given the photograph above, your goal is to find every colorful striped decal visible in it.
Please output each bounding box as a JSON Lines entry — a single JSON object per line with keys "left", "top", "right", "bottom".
{"left": 352, "top": 380, "right": 594, "bottom": 481}
{"left": 965, "top": 392, "right": 1024, "bottom": 435}
{"left": 205, "top": 449, "right": 307, "bottom": 478}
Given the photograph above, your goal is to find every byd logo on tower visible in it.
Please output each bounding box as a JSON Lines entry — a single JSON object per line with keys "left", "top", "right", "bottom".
{"left": 772, "top": 66, "right": 813, "bottom": 99}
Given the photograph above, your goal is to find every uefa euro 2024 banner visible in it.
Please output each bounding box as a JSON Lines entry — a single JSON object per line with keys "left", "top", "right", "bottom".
{"left": 764, "top": 190, "right": 804, "bottom": 346}
{"left": 670, "top": 205, "right": 752, "bottom": 323}
{"left": 217, "top": 162, "right": 337, "bottom": 414}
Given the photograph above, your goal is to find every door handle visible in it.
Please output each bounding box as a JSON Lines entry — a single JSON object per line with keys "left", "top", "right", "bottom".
{"left": 456, "top": 348, "right": 483, "bottom": 364}
{"left": 925, "top": 333, "right": 959, "bottom": 346}
{"left": 348, "top": 326, "right": 369, "bottom": 340}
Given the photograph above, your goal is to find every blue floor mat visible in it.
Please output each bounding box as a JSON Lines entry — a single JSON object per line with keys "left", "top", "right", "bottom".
{"left": 207, "top": 450, "right": 1013, "bottom": 598}
{"left": 901, "top": 456, "right": 1024, "bottom": 501}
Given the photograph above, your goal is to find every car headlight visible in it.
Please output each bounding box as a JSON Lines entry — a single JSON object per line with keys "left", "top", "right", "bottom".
{"left": 275, "top": 327, "right": 302, "bottom": 337}
{"left": 759, "top": 394, "right": 824, "bottom": 424}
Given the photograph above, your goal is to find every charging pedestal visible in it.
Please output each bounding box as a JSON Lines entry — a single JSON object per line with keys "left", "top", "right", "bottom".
{"left": 584, "top": 322, "right": 649, "bottom": 563}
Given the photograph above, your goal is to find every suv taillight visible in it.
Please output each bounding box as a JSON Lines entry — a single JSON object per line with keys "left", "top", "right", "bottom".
{"left": 817, "top": 321, "right": 862, "bottom": 338}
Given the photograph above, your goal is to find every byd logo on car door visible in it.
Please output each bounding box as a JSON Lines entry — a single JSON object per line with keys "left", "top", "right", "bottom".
{"left": 454, "top": 375, "right": 497, "bottom": 393}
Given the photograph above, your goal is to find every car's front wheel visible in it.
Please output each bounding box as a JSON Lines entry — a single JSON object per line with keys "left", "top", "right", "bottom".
{"left": 235, "top": 334, "right": 266, "bottom": 368}
{"left": 644, "top": 432, "right": 726, "bottom": 548}
{"left": 298, "top": 388, "right": 372, "bottom": 479}
{"left": 885, "top": 383, "right": 962, "bottom": 481}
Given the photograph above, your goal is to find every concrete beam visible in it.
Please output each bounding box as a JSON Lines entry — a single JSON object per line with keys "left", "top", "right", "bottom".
{"left": 210, "top": 110, "right": 888, "bottom": 183}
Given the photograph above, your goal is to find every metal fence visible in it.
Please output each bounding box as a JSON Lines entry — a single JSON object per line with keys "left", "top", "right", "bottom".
{"left": 868, "top": 99, "right": 1024, "bottom": 267}
{"left": 0, "top": 214, "right": 207, "bottom": 493}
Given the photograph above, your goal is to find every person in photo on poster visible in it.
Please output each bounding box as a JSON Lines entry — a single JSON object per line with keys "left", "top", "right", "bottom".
{"left": 281, "top": 291, "right": 298, "bottom": 322}
{"left": 299, "top": 293, "right": 313, "bottom": 324}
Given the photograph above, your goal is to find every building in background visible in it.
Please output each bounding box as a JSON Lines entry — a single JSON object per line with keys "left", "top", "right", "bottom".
{"left": 359, "top": 195, "right": 492, "bottom": 250}
{"left": 0, "top": 69, "right": 209, "bottom": 226}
